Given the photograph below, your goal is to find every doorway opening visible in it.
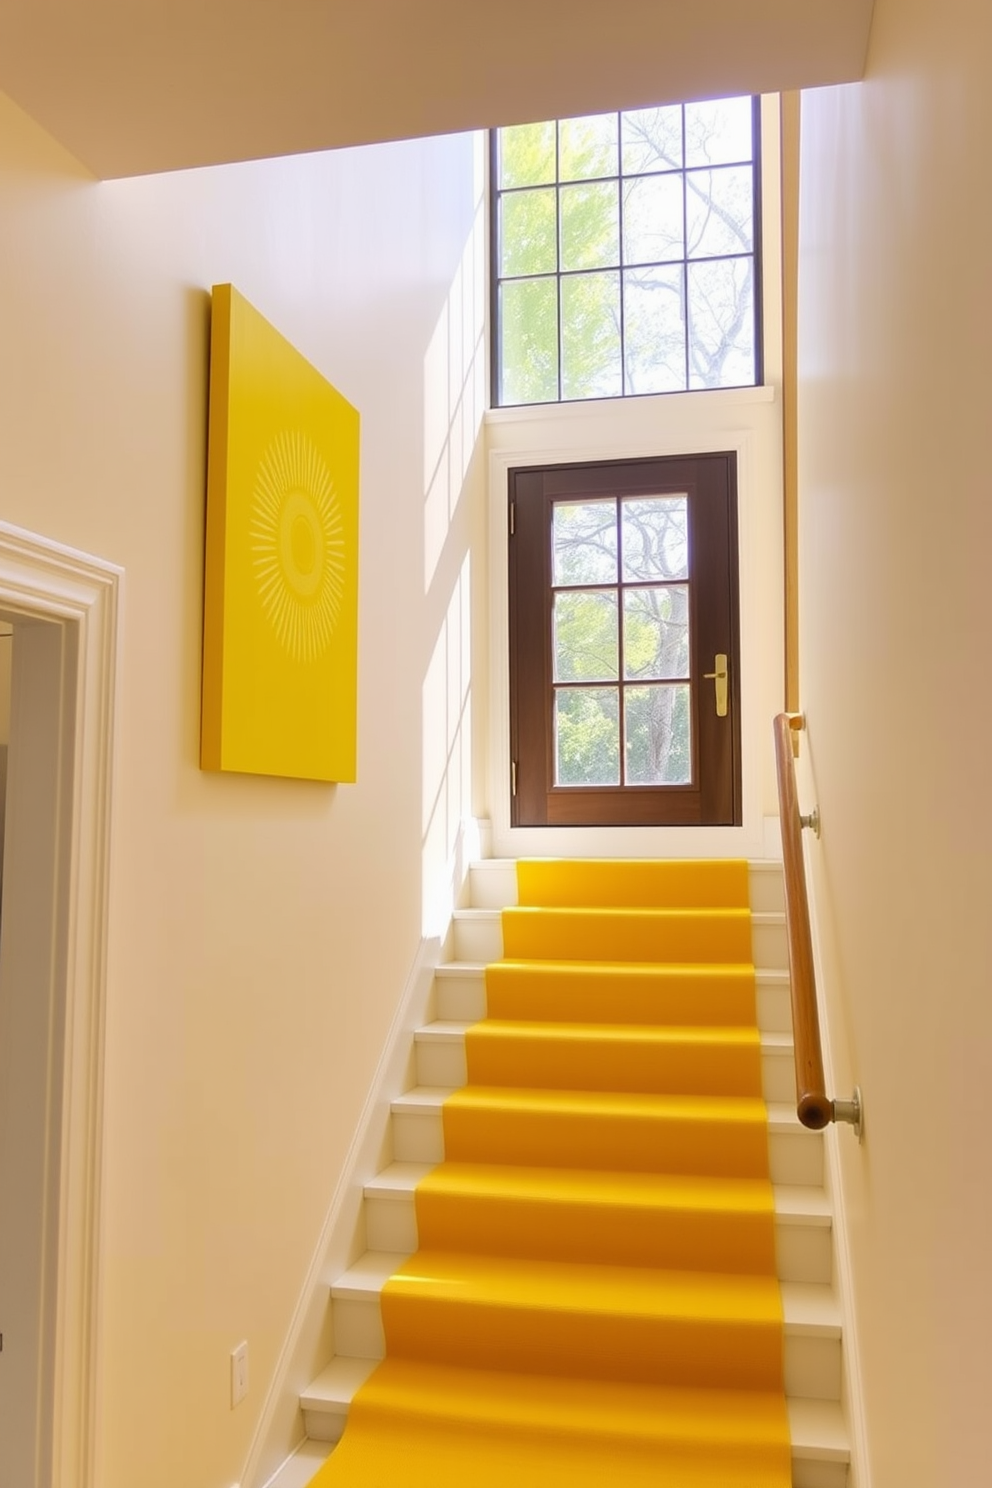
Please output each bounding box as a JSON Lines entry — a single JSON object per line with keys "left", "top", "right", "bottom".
{"left": 0, "top": 526, "right": 120, "bottom": 1488}
{"left": 508, "top": 453, "right": 741, "bottom": 827}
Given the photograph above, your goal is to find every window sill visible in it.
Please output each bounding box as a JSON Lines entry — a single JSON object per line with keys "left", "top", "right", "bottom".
{"left": 485, "top": 385, "right": 776, "bottom": 430}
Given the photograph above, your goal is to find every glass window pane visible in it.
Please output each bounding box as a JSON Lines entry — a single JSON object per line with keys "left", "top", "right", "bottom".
{"left": 553, "top": 499, "right": 618, "bottom": 586}
{"left": 622, "top": 267, "right": 686, "bottom": 395}
{"left": 684, "top": 97, "right": 753, "bottom": 167}
{"left": 621, "top": 497, "right": 688, "bottom": 580}
{"left": 624, "top": 684, "right": 691, "bottom": 784}
{"left": 559, "top": 113, "right": 618, "bottom": 181}
{"left": 687, "top": 257, "right": 755, "bottom": 390}
{"left": 499, "top": 121, "right": 556, "bottom": 188}
{"left": 500, "top": 277, "right": 558, "bottom": 404}
{"left": 622, "top": 175, "right": 684, "bottom": 265}
{"left": 686, "top": 166, "right": 754, "bottom": 260}
{"left": 500, "top": 188, "right": 557, "bottom": 277}
{"left": 561, "top": 272, "right": 622, "bottom": 400}
{"left": 554, "top": 591, "right": 619, "bottom": 682}
{"left": 623, "top": 586, "right": 689, "bottom": 680}
{"left": 621, "top": 106, "right": 683, "bottom": 174}
{"left": 561, "top": 181, "right": 620, "bottom": 271}
{"left": 555, "top": 687, "right": 620, "bottom": 785}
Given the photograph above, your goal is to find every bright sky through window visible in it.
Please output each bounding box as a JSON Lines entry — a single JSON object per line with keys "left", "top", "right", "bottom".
{"left": 492, "top": 97, "right": 761, "bottom": 406}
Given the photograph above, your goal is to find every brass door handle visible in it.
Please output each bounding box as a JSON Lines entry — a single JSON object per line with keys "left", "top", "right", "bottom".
{"left": 703, "top": 654, "right": 728, "bottom": 717}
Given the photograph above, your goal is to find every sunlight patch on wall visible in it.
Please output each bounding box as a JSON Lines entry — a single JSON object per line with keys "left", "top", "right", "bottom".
{"left": 421, "top": 556, "right": 473, "bottom": 936}
{"left": 423, "top": 135, "right": 487, "bottom": 592}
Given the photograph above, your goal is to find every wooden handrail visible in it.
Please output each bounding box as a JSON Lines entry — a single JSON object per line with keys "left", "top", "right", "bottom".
{"left": 773, "top": 713, "right": 862, "bottom": 1135}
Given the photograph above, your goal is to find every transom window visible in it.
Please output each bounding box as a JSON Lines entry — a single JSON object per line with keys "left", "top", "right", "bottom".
{"left": 492, "top": 97, "right": 761, "bottom": 407}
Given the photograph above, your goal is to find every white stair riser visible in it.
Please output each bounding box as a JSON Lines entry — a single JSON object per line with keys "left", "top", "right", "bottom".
{"left": 364, "top": 1192, "right": 831, "bottom": 1286}
{"left": 467, "top": 862, "right": 787, "bottom": 916}
{"left": 332, "top": 1298, "right": 384, "bottom": 1361}
{"left": 778, "top": 1226, "right": 833, "bottom": 1285}
{"left": 452, "top": 912, "right": 787, "bottom": 970}
{"left": 794, "top": 1463, "right": 849, "bottom": 1488}
{"left": 433, "top": 972, "right": 486, "bottom": 1022}
{"left": 451, "top": 913, "right": 500, "bottom": 963}
{"left": 390, "top": 1107, "right": 824, "bottom": 1187}
{"left": 327, "top": 1291, "right": 841, "bottom": 1401}
{"left": 435, "top": 970, "right": 793, "bottom": 1034}
{"left": 364, "top": 1196, "right": 419, "bottom": 1254}
{"left": 785, "top": 1333, "right": 842, "bottom": 1402}
{"left": 757, "top": 980, "right": 792, "bottom": 1033}
{"left": 303, "top": 1407, "right": 347, "bottom": 1444}
{"left": 467, "top": 863, "right": 517, "bottom": 908}
{"left": 415, "top": 1034, "right": 798, "bottom": 1105}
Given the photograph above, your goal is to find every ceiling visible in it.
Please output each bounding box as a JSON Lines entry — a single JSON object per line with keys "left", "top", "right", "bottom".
{"left": 0, "top": 0, "right": 875, "bottom": 179}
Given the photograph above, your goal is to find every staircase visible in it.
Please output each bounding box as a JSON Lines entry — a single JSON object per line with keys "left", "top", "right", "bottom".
{"left": 283, "top": 858, "right": 851, "bottom": 1488}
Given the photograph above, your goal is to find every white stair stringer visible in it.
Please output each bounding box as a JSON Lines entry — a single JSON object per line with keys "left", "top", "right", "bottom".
{"left": 298, "top": 861, "right": 851, "bottom": 1488}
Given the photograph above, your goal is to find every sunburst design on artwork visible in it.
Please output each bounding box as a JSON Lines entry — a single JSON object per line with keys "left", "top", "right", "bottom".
{"left": 251, "top": 430, "right": 346, "bottom": 663}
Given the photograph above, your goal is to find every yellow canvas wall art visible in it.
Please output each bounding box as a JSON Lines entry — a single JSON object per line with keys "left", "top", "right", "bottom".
{"left": 201, "top": 285, "right": 360, "bottom": 781}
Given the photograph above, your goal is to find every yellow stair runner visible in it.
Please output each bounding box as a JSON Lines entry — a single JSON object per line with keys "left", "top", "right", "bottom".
{"left": 312, "top": 858, "right": 791, "bottom": 1487}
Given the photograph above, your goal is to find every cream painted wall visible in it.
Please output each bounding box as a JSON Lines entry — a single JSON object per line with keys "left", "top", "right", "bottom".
{"left": 0, "top": 94, "right": 486, "bottom": 1488}
{"left": 797, "top": 0, "right": 992, "bottom": 1482}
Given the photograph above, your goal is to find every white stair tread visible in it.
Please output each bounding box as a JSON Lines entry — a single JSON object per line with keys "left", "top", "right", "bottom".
{"left": 394, "top": 1087, "right": 814, "bottom": 1134}
{"left": 415, "top": 1020, "right": 474, "bottom": 1042}
{"left": 765, "top": 1101, "right": 811, "bottom": 1130}
{"left": 301, "top": 1355, "right": 379, "bottom": 1410}
{"left": 364, "top": 1162, "right": 436, "bottom": 1197}
{"left": 780, "top": 1282, "right": 842, "bottom": 1336}
{"left": 392, "top": 1085, "right": 457, "bottom": 1112}
{"left": 333, "top": 1251, "right": 840, "bottom": 1339}
{"left": 453, "top": 906, "right": 785, "bottom": 921}
{"left": 366, "top": 1160, "right": 828, "bottom": 1223}
{"left": 416, "top": 1017, "right": 794, "bottom": 1051}
{"left": 774, "top": 1185, "right": 832, "bottom": 1224}
{"left": 435, "top": 960, "right": 791, "bottom": 981}
{"left": 301, "top": 1361, "right": 848, "bottom": 1463}
{"left": 787, "top": 1398, "right": 851, "bottom": 1460}
{"left": 331, "top": 1252, "right": 409, "bottom": 1298}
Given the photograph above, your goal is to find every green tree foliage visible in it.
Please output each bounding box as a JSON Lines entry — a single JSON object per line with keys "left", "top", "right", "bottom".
{"left": 497, "top": 100, "right": 756, "bottom": 403}
{"left": 550, "top": 497, "right": 692, "bottom": 786}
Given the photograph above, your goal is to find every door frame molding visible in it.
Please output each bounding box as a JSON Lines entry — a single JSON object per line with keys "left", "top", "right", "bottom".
{"left": 0, "top": 522, "right": 121, "bottom": 1488}
{"left": 507, "top": 452, "right": 742, "bottom": 829}
{"left": 488, "top": 418, "right": 767, "bottom": 858}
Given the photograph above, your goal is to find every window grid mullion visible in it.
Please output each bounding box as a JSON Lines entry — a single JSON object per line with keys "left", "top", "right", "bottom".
{"left": 555, "top": 122, "right": 563, "bottom": 403}
{"left": 495, "top": 99, "right": 758, "bottom": 408}
{"left": 681, "top": 105, "right": 690, "bottom": 392}
{"left": 616, "top": 113, "right": 629, "bottom": 396}
{"left": 615, "top": 497, "right": 628, "bottom": 783}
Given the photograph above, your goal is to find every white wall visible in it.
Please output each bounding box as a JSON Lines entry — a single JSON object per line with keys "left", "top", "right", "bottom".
{"left": 0, "top": 93, "right": 486, "bottom": 1488}
{"left": 797, "top": 0, "right": 992, "bottom": 1481}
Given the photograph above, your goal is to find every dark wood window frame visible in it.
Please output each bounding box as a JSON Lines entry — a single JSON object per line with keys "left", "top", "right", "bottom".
{"left": 491, "top": 97, "right": 764, "bottom": 408}
{"left": 508, "top": 453, "right": 742, "bottom": 828}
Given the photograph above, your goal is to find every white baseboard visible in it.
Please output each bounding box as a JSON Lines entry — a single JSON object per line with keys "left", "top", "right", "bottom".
{"left": 239, "top": 815, "right": 485, "bottom": 1488}
{"left": 803, "top": 831, "right": 871, "bottom": 1488}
